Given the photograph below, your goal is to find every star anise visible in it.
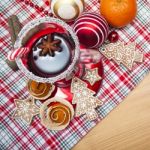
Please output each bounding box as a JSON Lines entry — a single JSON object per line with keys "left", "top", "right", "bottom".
{"left": 37, "top": 34, "right": 62, "bottom": 57}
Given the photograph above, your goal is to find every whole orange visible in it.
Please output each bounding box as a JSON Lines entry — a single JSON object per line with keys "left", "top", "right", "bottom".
{"left": 100, "top": 0, "right": 137, "bottom": 28}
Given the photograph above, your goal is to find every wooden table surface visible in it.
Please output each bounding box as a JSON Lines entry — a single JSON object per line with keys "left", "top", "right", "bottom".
{"left": 73, "top": 73, "right": 150, "bottom": 150}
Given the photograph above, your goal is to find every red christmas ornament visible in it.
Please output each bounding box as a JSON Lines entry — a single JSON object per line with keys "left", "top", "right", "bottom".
{"left": 57, "top": 49, "right": 104, "bottom": 103}
{"left": 74, "top": 12, "right": 109, "bottom": 48}
{"left": 108, "top": 31, "right": 119, "bottom": 43}
{"left": 58, "top": 60, "right": 103, "bottom": 103}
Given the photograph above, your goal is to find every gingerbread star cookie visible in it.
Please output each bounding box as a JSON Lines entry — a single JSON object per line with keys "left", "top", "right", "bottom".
{"left": 12, "top": 97, "right": 39, "bottom": 124}
{"left": 83, "top": 68, "right": 102, "bottom": 85}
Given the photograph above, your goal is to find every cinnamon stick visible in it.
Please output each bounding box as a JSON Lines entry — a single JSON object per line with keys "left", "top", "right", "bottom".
{"left": 8, "top": 15, "right": 22, "bottom": 45}
{"left": 6, "top": 15, "right": 22, "bottom": 71}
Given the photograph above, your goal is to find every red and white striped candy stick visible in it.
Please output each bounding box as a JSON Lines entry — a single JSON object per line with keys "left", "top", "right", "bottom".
{"left": 7, "top": 47, "right": 30, "bottom": 61}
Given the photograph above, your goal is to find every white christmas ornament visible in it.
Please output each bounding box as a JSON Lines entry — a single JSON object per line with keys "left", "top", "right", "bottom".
{"left": 51, "top": 0, "right": 84, "bottom": 22}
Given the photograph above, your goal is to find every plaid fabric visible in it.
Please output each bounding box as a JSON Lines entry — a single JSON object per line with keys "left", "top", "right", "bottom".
{"left": 0, "top": 0, "right": 150, "bottom": 149}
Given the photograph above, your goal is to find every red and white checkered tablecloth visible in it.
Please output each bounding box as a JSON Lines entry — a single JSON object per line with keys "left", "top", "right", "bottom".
{"left": 0, "top": 0, "right": 150, "bottom": 149}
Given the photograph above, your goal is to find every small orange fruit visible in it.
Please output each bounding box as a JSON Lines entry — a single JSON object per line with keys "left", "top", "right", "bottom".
{"left": 100, "top": 0, "right": 137, "bottom": 28}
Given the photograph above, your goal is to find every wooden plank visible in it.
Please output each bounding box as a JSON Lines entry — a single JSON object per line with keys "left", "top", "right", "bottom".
{"left": 74, "top": 74, "right": 150, "bottom": 150}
